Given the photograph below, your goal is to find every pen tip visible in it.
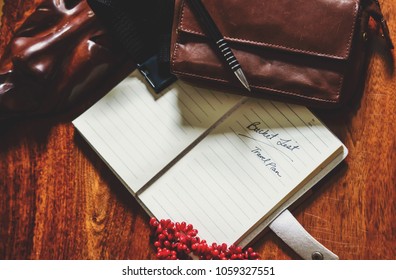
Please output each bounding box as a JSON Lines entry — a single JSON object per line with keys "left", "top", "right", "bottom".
{"left": 234, "top": 68, "right": 251, "bottom": 92}
{"left": 246, "top": 84, "right": 251, "bottom": 92}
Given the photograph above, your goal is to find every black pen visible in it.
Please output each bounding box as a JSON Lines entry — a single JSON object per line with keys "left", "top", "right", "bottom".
{"left": 187, "top": 0, "right": 251, "bottom": 91}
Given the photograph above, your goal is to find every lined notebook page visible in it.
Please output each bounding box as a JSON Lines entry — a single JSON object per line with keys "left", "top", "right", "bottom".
{"left": 139, "top": 99, "right": 344, "bottom": 245}
{"left": 73, "top": 70, "right": 243, "bottom": 194}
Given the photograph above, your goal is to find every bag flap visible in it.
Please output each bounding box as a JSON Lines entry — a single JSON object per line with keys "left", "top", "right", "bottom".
{"left": 177, "top": 0, "right": 360, "bottom": 60}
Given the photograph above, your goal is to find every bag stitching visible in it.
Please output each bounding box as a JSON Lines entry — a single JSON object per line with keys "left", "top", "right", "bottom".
{"left": 172, "top": 69, "right": 340, "bottom": 103}
{"left": 172, "top": 0, "right": 346, "bottom": 104}
{"left": 178, "top": 0, "right": 360, "bottom": 60}
{"left": 171, "top": 0, "right": 186, "bottom": 72}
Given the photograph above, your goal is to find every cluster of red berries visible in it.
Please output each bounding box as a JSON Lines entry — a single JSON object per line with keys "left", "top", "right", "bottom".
{"left": 149, "top": 218, "right": 260, "bottom": 260}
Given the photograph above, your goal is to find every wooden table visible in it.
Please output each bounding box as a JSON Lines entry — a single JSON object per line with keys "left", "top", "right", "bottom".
{"left": 0, "top": 0, "right": 395, "bottom": 260}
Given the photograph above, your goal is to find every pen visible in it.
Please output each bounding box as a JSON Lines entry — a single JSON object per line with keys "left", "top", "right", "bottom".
{"left": 187, "top": 0, "right": 251, "bottom": 91}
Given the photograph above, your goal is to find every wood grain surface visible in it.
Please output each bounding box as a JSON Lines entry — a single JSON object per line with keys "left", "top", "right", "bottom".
{"left": 0, "top": 0, "right": 395, "bottom": 260}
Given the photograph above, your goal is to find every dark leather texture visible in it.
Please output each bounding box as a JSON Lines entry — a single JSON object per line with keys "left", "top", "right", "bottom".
{"left": 0, "top": 0, "right": 131, "bottom": 120}
{"left": 170, "top": 0, "right": 371, "bottom": 107}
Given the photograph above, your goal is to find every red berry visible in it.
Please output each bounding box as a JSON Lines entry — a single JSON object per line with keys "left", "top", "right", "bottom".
{"left": 250, "top": 252, "right": 258, "bottom": 258}
{"left": 179, "top": 235, "right": 186, "bottom": 243}
{"left": 150, "top": 217, "right": 159, "bottom": 227}
{"left": 167, "top": 222, "right": 174, "bottom": 229}
{"left": 150, "top": 218, "right": 261, "bottom": 260}
{"left": 158, "top": 233, "right": 166, "bottom": 240}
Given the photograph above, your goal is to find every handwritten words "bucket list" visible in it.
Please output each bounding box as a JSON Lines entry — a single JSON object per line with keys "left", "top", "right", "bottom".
{"left": 246, "top": 122, "right": 300, "bottom": 152}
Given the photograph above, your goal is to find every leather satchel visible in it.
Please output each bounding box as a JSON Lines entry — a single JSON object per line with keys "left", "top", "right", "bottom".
{"left": 170, "top": 0, "right": 393, "bottom": 107}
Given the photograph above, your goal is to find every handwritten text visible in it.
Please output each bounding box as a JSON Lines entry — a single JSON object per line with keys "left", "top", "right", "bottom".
{"left": 246, "top": 122, "right": 300, "bottom": 152}
{"left": 251, "top": 147, "right": 282, "bottom": 177}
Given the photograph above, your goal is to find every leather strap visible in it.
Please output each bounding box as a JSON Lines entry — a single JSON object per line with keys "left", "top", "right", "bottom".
{"left": 269, "top": 210, "right": 339, "bottom": 260}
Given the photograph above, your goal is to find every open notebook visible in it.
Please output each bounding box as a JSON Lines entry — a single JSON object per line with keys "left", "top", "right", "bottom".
{"left": 73, "top": 70, "right": 347, "bottom": 247}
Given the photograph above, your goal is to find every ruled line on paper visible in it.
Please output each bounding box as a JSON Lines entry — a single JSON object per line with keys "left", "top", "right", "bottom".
{"left": 246, "top": 109, "right": 306, "bottom": 163}
{"left": 286, "top": 103, "right": 330, "bottom": 147}
{"left": 255, "top": 103, "right": 316, "bottom": 161}
{"left": 213, "top": 124, "right": 289, "bottom": 197}
{"left": 74, "top": 70, "right": 344, "bottom": 246}
{"left": 207, "top": 143, "right": 272, "bottom": 205}
{"left": 235, "top": 120, "right": 296, "bottom": 166}
{"left": 161, "top": 93, "right": 194, "bottom": 130}
{"left": 180, "top": 174, "right": 237, "bottom": 233}
{"left": 73, "top": 70, "right": 243, "bottom": 194}
{"left": 141, "top": 159, "right": 251, "bottom": 243}
{"left": 222, "top": 131, "right": 286, "bottom": 192}
{"left": 174, "top": 176, "right": 234, "bottom": 238}
{"left": 95, "top": 107, "right": 149, "bottom": 173}
{"left": 241, "top": 101, "right": 336, "bottom": 168}
{"left": 232, "top": 120, "right": 297, "bottom": 182}
{"left": 208, "top": 89, "right": 225, "bottom": 104}
{"left": 108, "top": 100, "right": 161, "bottom": 159}
{"left": 206, "top": 145, "right": 266, "bottom": 210}
{"left": 156, "top": 188, "right": 186, "bottom": 221}
{"left": 200, "top": 152, "right": 259, "bottom": 213}
{"left": 192, "top": 159, "right": 251, "bottom": 220}
{"left": 151, "top": 193, "right": 177, "bottom": 222}
{"left": 186, "top": 164, "right": 248, "bottom": 224}
{"left": 108, "top": 95, "right": 169, "bottom": 156}
{"left": 270, "top": 102, "right": 321, "bottom": 155}
{"left": 270, "top": 102, "right": 332, "bottom": 155}
{"left": 139, "top": 97, "right": 343, "bottom": 245}
{"left": 83, "top": 118, "right": 140, "bottom": 179}
{"left": 176, "top": 82, "right": 209, "bottom": 118}
{"left": 168, "top": 182, "right": 219, "bottom": 242}
{"left": 128, "top": 85, "right": 187, "bottom": 139}
{"left": 190, "top": 85, "right": 217, "bottom": 111}
{"left": 111, "top": 94, "right": 175, "bottom": 153}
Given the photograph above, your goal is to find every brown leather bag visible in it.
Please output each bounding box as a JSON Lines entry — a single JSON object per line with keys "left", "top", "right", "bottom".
{"left": 170, "top": 0, "right": 393, "bottom": 108}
